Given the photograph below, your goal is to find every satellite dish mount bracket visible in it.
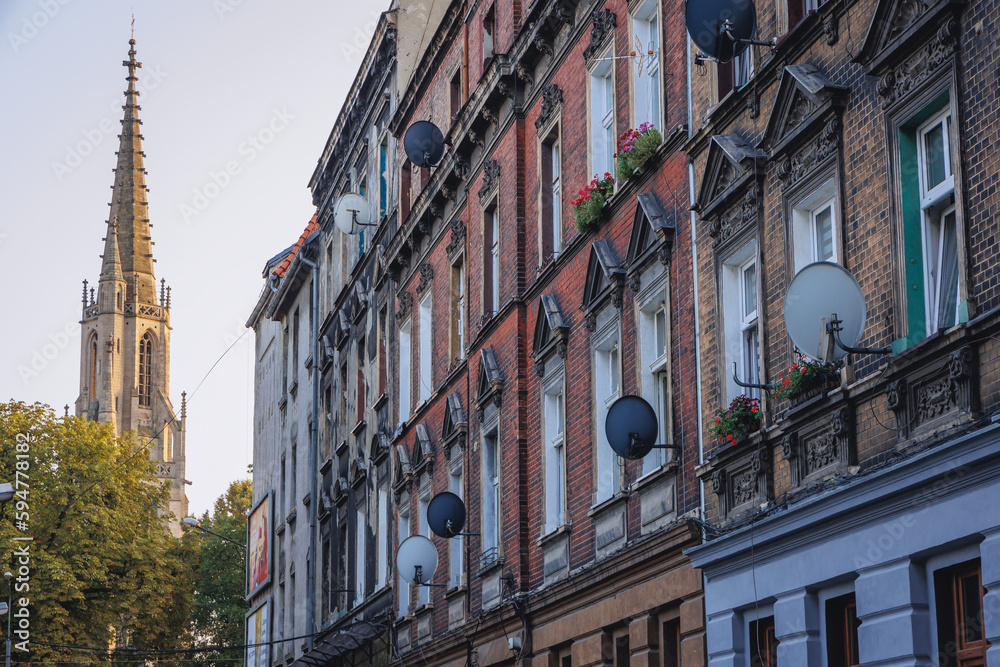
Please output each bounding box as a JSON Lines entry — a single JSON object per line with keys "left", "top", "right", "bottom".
{"left": 628, "top": 433, "right": 681, "bottom": 459}
{"left": 732, "top": 362, "right": 771, "bottom": 390}
{"left": 826, "top": 313, "right": 891, "bottom": 356}
{"left": 414, "top": 565, "right": 447, "bottom": 587}
{"left": 446, "top": 519, "right": 480, "bottom": 538}
{"left": 721, "top": 19, "right": 776, "bottom": 48}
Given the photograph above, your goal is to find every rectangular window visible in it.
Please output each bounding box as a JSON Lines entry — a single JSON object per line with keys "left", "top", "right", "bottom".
{"left": 662, "top": 619, "right": 680, "bottom": 667}
{"left": 401, "top": 159, "right": 412, "bottom": 221}
{"left": 934, "top": 559, "right": 986, "bottom": 667}
{"left": 594, "top": 329, "right": 621, "bottom": 502}
{"left": 590, "top": 57, "right": 616, "bottom": 178}
{"left": 722, "top": 244, "right": 761, "bottom": 401}
{"left": 450, "top": 260, "right": 466, "bottom": 363}
{"left": 419, "top": 295, "right": 433, "bottom": 403}
{"left": 290, "top": 444, "right": 297, "bottom": 511}
{"left": 826, "top": 593, "right": 861, "bottom": 667}
{"left": 280, "top": 456, "right": 287, "bottom": 518}
{"left": 615, "top": 634, "right": 630, "bottom": 667}
{"left": 399, "top": 320, "right": 412, "bottom": 423}
{"left": 450, "top": 69, "right": 463, "bottom": 123}
{"left": 378, "top": 306, "right": 388, "bottom": 397}
{"left": 336, "top": 520, "right": 347, "bottom": 610}
{"left": 482, "top": 4, "right": 495, "bottom": 67}
{"left": 543, "top": 374, "right": 566, "bottom": 533}
{"left": 292, "top": 308, "right": 300, "bottom": 375}
{"left": 354, "top": 498, "right": 366, "bottom": 606}
{"left": 484, "top": 204, "right": 500, "bottom": 315}
{"left": 717, "top": 50, "right": 753, "bottom": 100}
{"left": 639, "top": 289, "right": 671, "bottom": 474}
{"left": 749, "top": 616, "right": 778, "bottom": 667}
{"left": 791, "top": 180, "right": 839, "bottom": 272}
{"left": 449, "top": 467, "right": 464, "bottom": 588}
{"left": 540, "top": 132, "right": 562, "bottom": 263}
{"left": 418, "top": 492, "right": 430, "bottom": 606}
{"left": 379, "top": 137, "right": 389, "bottom": 220}
{"left": 398, "top": 507, "right": 410, "bottom": 617}
{"left": 482, "top": 424, "right": 500, "bottom": 559}
{"left": 357, "top": 336, "right": 366, "bottom": 424}
{"left": 376, "top": 481, "right": 388, "bottom": 589}
{"left": 898, "top": 96, "right": 962, "bottom": 348}
{"left": 632, "top": 1, "right": 662, "bottom": 130}
{"left": 339, "top": 361, "right": 349, "bottom": 444}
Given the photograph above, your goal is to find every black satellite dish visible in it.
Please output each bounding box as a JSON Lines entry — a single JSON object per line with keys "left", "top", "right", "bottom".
{"left": 427, "top": 492, "right": 466, "bottom": 539}
{"left": 605, "top": 395, "right": 660, "bottom": 460}
{"left": 403, "top": 120, "right": 446, "bottom": 168}
{"left": 685, "top": 0, "right": 758, "bottom": 62}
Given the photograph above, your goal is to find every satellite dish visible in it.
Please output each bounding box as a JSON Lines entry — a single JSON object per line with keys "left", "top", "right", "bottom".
{"left": 685, "top": 0, "right": 757, "bottom": 62}
{"left": 396, "top": 535, "right": 438, "bottom": 585}
{"left": 784, "top": 262, "right": 867, "bottom": 362}
{"left": 427, "top": 492, "right": 466, "bottom": 539}
{"left": 403, "top": 120, "right": 446, "bottom": 168}
{"left": 605, "top": 395, "right": 658, "bottom": 460}
{"left": 334, "top": 193, "right": 371, "bottom": 235}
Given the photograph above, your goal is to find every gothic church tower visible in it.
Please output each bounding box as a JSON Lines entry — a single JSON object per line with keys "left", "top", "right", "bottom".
{"left": 75, "top": 37, "right": 188, "bottom": 535}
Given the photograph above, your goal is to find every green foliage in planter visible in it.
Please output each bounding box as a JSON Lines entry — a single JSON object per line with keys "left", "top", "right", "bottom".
{"left": 709, "top": 394, "right": 761, "bottom": 445}
{"left": 615, "top": 123, "right": 662, "bottom": 179}
{"left": 771, "top": 357, "right": 843, "bottom": 400}
{"left": 571, "top": 173, "right": 615, "bottom": 234}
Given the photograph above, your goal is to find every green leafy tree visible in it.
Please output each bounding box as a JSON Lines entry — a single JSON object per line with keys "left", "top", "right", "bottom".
{"left": 189, "top": 479, "right": 251, "bottom": 665}
{"left": 0, "top": 401, "right": 194, "bottom": 665}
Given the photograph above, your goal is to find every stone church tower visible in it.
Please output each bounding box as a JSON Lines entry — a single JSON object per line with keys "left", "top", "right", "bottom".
{"left": 75, "top": 37, "right": 188, "bottom": 535}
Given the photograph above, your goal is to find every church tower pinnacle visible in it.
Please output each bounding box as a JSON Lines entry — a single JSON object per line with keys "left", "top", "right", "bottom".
{"left": 76, "top": 36, "right": 188, "bottom": 535}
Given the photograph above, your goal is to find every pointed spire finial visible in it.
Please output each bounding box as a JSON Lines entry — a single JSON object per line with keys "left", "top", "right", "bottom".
{"left": 82, "top": 279, "right": 89, "bottom": 307}
{"left": 181, "top": 391, "right": 187, "bottom": 420}
{"left": 64, "top": 404, "right": 69, "bottom": 417}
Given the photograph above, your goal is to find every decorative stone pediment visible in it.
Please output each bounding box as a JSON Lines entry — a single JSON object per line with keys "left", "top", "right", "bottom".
{"left": 475, "top": 347, "right": 504, "bottom": 419}
{"left": 333, "top": 476, "right": 350, "bottom": 505}
{"left": 627, "top": 192, "right": 676, "bottom": 270}
{"left": 708, "top": 185, "right": 761, "bottom": 250}
{"left": 583, "top": 7, "right": 617, "bottom": 61}
{"left": 532, "top": 293, "right": 569, "bottom": 369}
{"left": 774, "top": 117, "right": 842, "bottom": 190}
{"left": 535, "top": 84, "right": 563, "bottom": 131}
{"left": 336, "top": 310, "right": 352, "bottom": 349}
{"left": 441, "top": 392, "right": 467, "bottom": 459}
{"left": 854, "top": 0, "right": 964, "bottom": 75}
{"left": 582, "top": 240, "right": 626, "bottom": 321}
{"left": 761, "top": 65, "right": 849, "bottom": 158}
{"left": 445, "top": 219, "right": 466, "bottom": 260}
{"left": 697, "top": 135, "right": 766, "bottom": 219}
{"left": 478, "top": 159, "right": 501, "bottom": 199}
{"left": 412, "top": 424, "right": 435, "bottom": 474}
{"left": 369, "top": 431, "right": 391, "bottom": 465}
{"left": 349, "top": 456, "right": 367, "bottom": 488}
{"left": 394, "top": 443, "right": 413, "bottom": 496}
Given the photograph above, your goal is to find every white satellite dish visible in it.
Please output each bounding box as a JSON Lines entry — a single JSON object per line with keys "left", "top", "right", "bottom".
{"left": 784, "top": 262, "right": 867, "bottom": 362}
{"left": 396, "top": 535, "right": 439, "bottom": 586}
{"left": 334, "top": 192, "right": 372, "bottom": 235}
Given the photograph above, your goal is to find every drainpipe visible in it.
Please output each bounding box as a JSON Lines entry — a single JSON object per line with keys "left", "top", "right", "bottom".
{"left": 299, "top": 253, "right": 320, "bottom": 650}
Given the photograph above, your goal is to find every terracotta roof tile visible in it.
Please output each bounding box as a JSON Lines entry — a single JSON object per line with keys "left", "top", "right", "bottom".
{"left": 273, "top": 212, "right": 319, "bottom": 278}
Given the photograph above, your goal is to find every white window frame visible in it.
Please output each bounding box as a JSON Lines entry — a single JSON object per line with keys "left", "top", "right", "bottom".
{"left": 637, "top": 273, "right": 671, "bottom": 476}
{"left": 354, "top": 497, "right": 366, "bottom": 607}
{"left": 631, "top": 0, "right": 662, "bottom": 131}
{"left": 542, "top": 363, "right": 566, "bottom": 534}
{"left": 593, "top": 315, "right": 621, "bottom": 504}
{"left": 481, "top": 415, "right": 501, "bottom": 559}
{"left": 721, "top": 242, "right": 761, "bottom": 402}
{"left": 417, "top": 483, "right": 430, "bottom": 607}
{"left": 376, "top": 480, "right": 388, "bottom": 590}
{"left": 451, "top": 259, "right": 466, "bottom": 362}
{"left": 398, "top": 319, "right": 412, "bottom": 423}
{"left": 590, "top": 50, "right": 616, "bottom": 178}
{"left": 419, "top": 295, "right": 433, "bottom": 403}
{"left": 917, "top": 108, "right": 959, "bottom": 332}
{"left": 397, "top": 497, "right": 410, "bottom": 617}
{"left": 448, "top": 464, "right": 464, "bottom": 589}
{"left": 484, "top": 204, "right": 500, "bottom": 315}
{"left": 791, "top": 179, "right": 839, "bottom": 272}
{"left": 550, "top": 137, "right": 562, "bottom": 256}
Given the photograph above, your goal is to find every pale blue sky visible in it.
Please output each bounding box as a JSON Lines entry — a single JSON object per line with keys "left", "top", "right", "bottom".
{"left": 0, "top": 0, "right": 383, "bottom": 514}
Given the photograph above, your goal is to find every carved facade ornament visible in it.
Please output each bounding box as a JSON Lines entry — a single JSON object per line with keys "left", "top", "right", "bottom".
{"left": 805, "top": 433, "right": 838, "bottom": 473}
{"left": 469, "top": 129, "right": 486, "bottom": 150}
{"left": 628, "top": 274, "right": 641, "bottom": 294}
{"left": 535, "top": 84, "right": 564, "bottom": 131}
{"left": 454, "top": 155, "right": 471, "bottom": 180}
{"left": 782, "top": 432, "right": 799, "bottom": 460}
{"left": 746, "top": 93, "right": 760, "bottom": 119}
{"left": 417, "top": 263, "right": 434, "bottom": 295}
{"left": 730, "top": 468, "right": 758, "bottom": 507}
{"left": 481, "top": 107, "right": 499, "bottom": 126}
{"left": 445, "top": 219, "right": 466, "bottom": 260}
{"left": 545, "top": 0, "right": 575, "bottom": 28}
{"left": 776, "top": 118, "right": 842, "bottom": 189}
{"left": 709, "top": 186, "right": 760, "bottom": 248}
{"left": 583, "top": 8, "right": 617, "bottom": 60}
{"left": 397, "top": 291, "right": 413, "bottom": 320}
{"left": 785, "top": 90, "right": 818, "bottom": 134}
{"left": 479, "top": 159, "right": 501, "bottom": 198}
{"left": 823, "top": 12, "right": 839, "bottom": 44}
{"left": 497, "top": 79, "right": 516, "bottom": 100}
{"left": 887, "top": 0, "right": 930, "bottom": 44}
{"left": 711, "top": 161, "right": 737, "bottom": 202}
{"left": 886, "top": 379, "right": 907, "bottom": 413}
{"left": 711, "top": 469, "right": 726, "bottom": 494}
{"left": 875, "top": 18, "right": 959, "bottom": 107}
{"left": 534, "top": 34, "right": 554, "bottom": 58}
{"left": 516, "top": 62, "right": 534, "bottom": 86}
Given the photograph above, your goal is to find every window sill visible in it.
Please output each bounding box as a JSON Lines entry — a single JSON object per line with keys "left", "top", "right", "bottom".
{"left": 286, "top": 507, "right": 297, "bottom": 525}
{"left": 588, "top": 490, "right": 628, "bottom": 517}
{"left": 289, "top": 380, "right": 298, "bottom": 398}
{"left": 632, "top": 460, "right": 678, "bottom": 492}
{"left": 413, "top": 603, "right": 434, "bottom": 616}
{"left": 275, "top": 520, "right": 286, "bottom": 536}
{"left": 373, "top": 392, "right": 389, "bottom": 411}
{"left": 477, "top": 555, "right": 505, "bottom": 577}
{"left": 445, "top": 583, "right": 468, "bottom": 599}
{"left": 537, "top": 521, "right": 572, "bottom": 547}
{"left": 351, "top": 418, "right": 367, "bottom": 436}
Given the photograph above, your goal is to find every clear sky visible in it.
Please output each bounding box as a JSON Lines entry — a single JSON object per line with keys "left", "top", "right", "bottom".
{"left": 0, "top": 0, "right": 383, "bottom": 515}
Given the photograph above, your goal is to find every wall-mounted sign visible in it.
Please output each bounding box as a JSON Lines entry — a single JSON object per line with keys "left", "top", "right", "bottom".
{"left": 246, "top": 491, "right": 273, "bottom": 598}
{"left": 245, "top": 597, "right": 270, "bottom": 667}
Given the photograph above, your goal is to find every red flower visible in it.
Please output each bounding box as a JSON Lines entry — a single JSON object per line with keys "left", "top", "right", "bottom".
{"left": 801, "top": 367, "right": 808, "bottom": 373}
{"left": 715, "top": 416, "right": 720, "bottom": 423}
{"left": 784, "top": 378, "right": 791, "bottom": 386}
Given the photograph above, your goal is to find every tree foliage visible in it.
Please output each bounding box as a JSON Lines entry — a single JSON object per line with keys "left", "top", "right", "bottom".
{"left": 189, "top": 479, "right": 251, "bottom": 664}
{"left": 0, "top": 401, "right": 194, "bottom": 665}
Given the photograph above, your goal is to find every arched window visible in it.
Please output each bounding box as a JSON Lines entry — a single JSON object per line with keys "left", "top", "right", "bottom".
{"left": 139, "top": 332, "right": 153, "bottom": 408}
{"left": 89, "top": 334, "right": 99, "bottom": 399}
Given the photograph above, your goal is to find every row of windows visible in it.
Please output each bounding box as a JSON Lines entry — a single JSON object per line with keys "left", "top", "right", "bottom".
{"left": 87, "top": 331, "right": 155, "bottom": 408}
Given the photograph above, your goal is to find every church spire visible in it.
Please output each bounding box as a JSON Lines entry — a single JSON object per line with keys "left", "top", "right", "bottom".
{"left": 107, "top": 36, "right": 157, "bottom": 304}
{"left": 100, "top": 216, "right": 124, "bottom": 283}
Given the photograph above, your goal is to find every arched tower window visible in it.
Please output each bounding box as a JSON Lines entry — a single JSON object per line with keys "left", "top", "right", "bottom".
{"left": 89, "top": 334, "right": 99, "bottom": 399}
{"left": 139, "top": 332, "right": 153, "bottom": 408}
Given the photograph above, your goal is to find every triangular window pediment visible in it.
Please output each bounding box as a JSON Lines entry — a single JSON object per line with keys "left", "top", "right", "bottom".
{"left": 532, "top": 293, "right": 568, "bottom": 358}
{"left": 349, "top": 456, "right": 367, "bottom": 487}
{"left": 697, "top": 136, "right": 766, "bottom": 218}
{"left": 441, "top": 392, "right": 467, "bottom": 443}
{"left": 854, "top": 0, "right": 961, "bottom": 73}
{"left": 582, "top": 240, "right": 625, "bottom": 312}
{"left": 475, "top": 347, "right": 504, "bottom": 409}
{"left": 395, "top": 443, "right": 412, "bottom": 478}
{"left": 413, "top": 424, "right": 434, "bottom": 471}
{"left": 762, "top": 66, "right": 849, "bottom": 156}
{"left": 627, "top": 192, "right": 675, "bottom": 267}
